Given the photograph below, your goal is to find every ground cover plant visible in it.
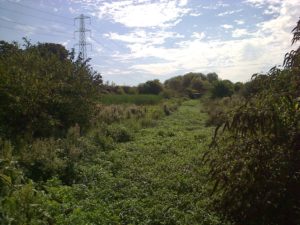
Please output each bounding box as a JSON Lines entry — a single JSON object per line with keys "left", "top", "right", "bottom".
{"left": 0, "top": 98, "right": 232, "bottom": 224}
{"left": 99, "top": 94, "right": 163, "bottom": 105}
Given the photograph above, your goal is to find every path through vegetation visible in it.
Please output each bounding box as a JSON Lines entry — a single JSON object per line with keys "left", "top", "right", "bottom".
{"left": 98, "top": 100, "right": 224, "bottom": 224}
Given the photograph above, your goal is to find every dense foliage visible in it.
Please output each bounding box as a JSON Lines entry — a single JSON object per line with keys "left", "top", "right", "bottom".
{"left": 0, "top": 39, "right": 102, "bottom": 139}
{"left": 164, "top": 72, "right": 240, "bottom": 99}
{"left": 100, "top": 94, "right": 163, "bottom": 105}
{"left": 206, "top": 19, "right": 300, "bottom": 225}
{"left": 138, "top": 79, "right": 164, "bottom": 95}
{"left": 164, "top": 72, "right": 212, "bottom": 97}
{"left": 0, "top": 96, "right": 231, "bottom": 224}
{"left": 210, "top": 80, "right": 234, "bottom": 99}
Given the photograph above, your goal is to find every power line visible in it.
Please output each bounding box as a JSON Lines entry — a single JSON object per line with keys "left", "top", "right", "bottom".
{"left": 0, "top": 24, "right": 72, "bottom": 39}
{"left": 0, "top": 6, "right": 73, "bottom": 26}
{"left": 6, "top": 0, "right": 71, "bottom": 20}
{"left": 0, "top": 18, "right": 73, "bottom": 38}
{"left": 2, "top": 1, "right": 124, "bottom": 52}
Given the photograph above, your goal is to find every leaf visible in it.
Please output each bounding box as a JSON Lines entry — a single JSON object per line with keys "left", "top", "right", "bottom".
{"left": 0, "top": 173, "right": 12, "bottom": 185}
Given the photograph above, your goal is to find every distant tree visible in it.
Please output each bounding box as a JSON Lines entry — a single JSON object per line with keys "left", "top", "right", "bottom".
{"left": 0, "top": 40, "right": 19, "bottom": 56}
{"left": 164, "top": 76, "right": 183, "bottom": 92}
{"left": 211, "top": 80, "right": 234, "bottom": 98}
{"left": 121, "top": 86, "right": 138, "bottom": 95}
{"left": 182, "top": 72, "right": 206, "bottom": 88}
{"left": 207, "top": 72, "right": 218, "bottom": 83}
{"left": 138, "top": 79, "right": 163, "bottom": 94}
{"left": 122, "top": 86, "right": 131, "bottom": 94}
{"left": 191, "top": 78, "right": 204, "bottom": 91}
{"left": 234, "top": 82, "right": 244, "bottom": 92}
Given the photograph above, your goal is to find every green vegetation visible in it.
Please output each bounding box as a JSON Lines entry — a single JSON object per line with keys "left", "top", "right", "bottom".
{"left": 205, "top": 19, "right": 300, "bottom": 225}
{"left": 138, "top": 79, "right": 164, "bottom": 95}
{"left": 0, "top": 39, "right": 102, "bottom": 139}
{"left": 100, "top": 94, "right": 163, "bottom": 105}
{"left": 164, "top": 72, "right": 212, "bottom": 97}
{"left": 1, "top": 96, "right": 231, "bottom": 224}
{"left": 0, "top": 18, "right": 299, "bottom": 225}
{"left": 210, "top": 80, "right": 234, "bottom": 99}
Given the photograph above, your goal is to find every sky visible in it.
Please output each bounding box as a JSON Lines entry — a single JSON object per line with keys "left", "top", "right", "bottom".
{"left": 0, "top": 0, "right": 299, "bottom": 85}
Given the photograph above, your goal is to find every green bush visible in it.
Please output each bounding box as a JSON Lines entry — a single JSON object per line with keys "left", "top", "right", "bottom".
{"left": 164, "top": 72, "right": 213, "bottom": 97}
{"left": 0, "top": 40, "right": 102, "bottom": 140}
{"left": 140, "top": 118, "right": 158, "bottom": 128}
{"left": 106, "top": 124, "right": 133, "bottom": 143}
{"left": 211, "top": 80, "right": 234, "bottom": 99}
{"left": 19, "top": 125, "right": 83, "bottom": 183}
{"left": 20, "top": 138, "right": 66, "bottom": 181}
{"left": 1, "top": 182, "right": 51, "bottom": 225}
{"left": 100, "top": 94, "right": 162, "bottom": 105}
{"left": 137, "top": 79, "right": 164, "bottom": 95}
{"left": 92, "top": 104, "right": 147, "bottom": 124}
{"left": 204, "top": 96, "right": 243, "bottom": 126}
{"left": 206, "top": 20, "right": 300, "bottom": 225}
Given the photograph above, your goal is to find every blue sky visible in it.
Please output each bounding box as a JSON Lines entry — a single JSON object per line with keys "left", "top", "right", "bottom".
{"left": 0, "top": 0, "right": 299, "bottom": 85}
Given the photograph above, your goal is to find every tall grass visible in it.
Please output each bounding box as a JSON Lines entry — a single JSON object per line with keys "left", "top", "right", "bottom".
{"left": 99, "top": 94, "right": 163, "bottom": 105}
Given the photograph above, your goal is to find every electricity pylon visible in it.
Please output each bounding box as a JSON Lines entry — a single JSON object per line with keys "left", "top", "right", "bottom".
{"left": 74, "top": 14, "right": 91, "bottom": 60}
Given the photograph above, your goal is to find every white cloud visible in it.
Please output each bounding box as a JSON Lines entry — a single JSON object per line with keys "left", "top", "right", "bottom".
{"left": 221, "top": 24, "right": 234, "bottom": 29}
{"left": 15, "top": 25, "right": 36, "bottom": 35}
{"left": 178, "top": 0, "right": 188, "bottom": 7}
{"left": 202, "top": 1, "right": 230, "bottom": 10}
{"left": 111, "top": 0, "right": 300, "bottom": 82}
{"left": 232, "top": 28, "right": 250, "bottom": 37}
{"left": 59, "top": 39, "right": 71, "bottom": 47}
{"left": 120, "top": 34, "right": 285, "bottom": 81}
{"left": 68, "top": 7, "right": 78, "bottom": 14}
{"left": 102, "top": 68, "right": 133, "bottom": 76}
{"left": 245, "top": 0, "right": 281, "bottom": 7}
{"left": 263, "top": 4, "right": 281, "bottom": 15}
{"left": 68, "top": 0, "right": 300, "bottom": 84}
{"left": 245, "top": 0, "right": 282, "bottom": 15}
{"left": 97, "top": 0, "right": 190, "bottom": 28}
{"left": 105, "top": 30, "right": 184, "bottom": 46}
{"left": 234, "top": 19, "right": 245, "bottom": 25}
{"left": 217, "top": 9, "right": 243, "bottom": 16}
{"left": 190, "top": 12, "right": 202, "bottom": 17}
{"left": 191, "top": 32, "right": 205, "bottom": 40}
{"left": 131, "top": 62, "right": 182, "bottom": 75}
{"left": 0, "top": 16, "right": 12, "bottom": 22}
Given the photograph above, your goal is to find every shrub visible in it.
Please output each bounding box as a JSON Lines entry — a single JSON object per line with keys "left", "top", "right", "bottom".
{"left": 20, "top": 138, "right": 66, "bottom": 181}
{"left": 1, "top": 182, "right": 51, "bottom": 225}
{"left": 206, "top": 20, "right": 300, "bottom": 224}
{"left": 211, "top": 80, "right": 234, "bottom": 99}
{"left": 138, "top": 79, "right": 164, "bottom": 95}
{"left": 204, "top": 96, "right": 243, "bottom": 126}
{"left": 99, "top": 94, "right": 162, "bottom": 105}
{"left": 92, "top": 104, "right": 147, "bottom": 124}
{"left": 0, "top": 40, "right": 102, "bottom": 140}
{"left": 106, "top": 124, "right": 133, "bottom": 143}
{"left": 140, "top": 118, "right": 158, "bottom": 128}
